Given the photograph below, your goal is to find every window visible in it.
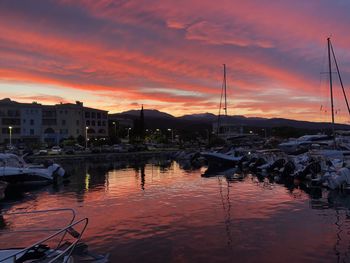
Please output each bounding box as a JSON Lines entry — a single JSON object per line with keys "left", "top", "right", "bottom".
{"left": 76, "top": 129, "right": 79, "bottom": 134}
{"left": 85, "top": 112, "right": 90, "bottom": 118}
{"left": 44, "top": 128, "right": 55, "bottom": 134}
{"left": 97, "top": 113, "right": 101, "bottom": 119}
{"left": 76, "top": 120, "right": 80, "bottom": 125}
{"left": 92, "top": 121, "right": 95, "bottom": 126}
{"left": 91, "top": 112, "right": 96, "bottom": 118}
{"left": 30, "top": 129, "right": 34, "bottom": 135}
{"left": 23, "top": 119, "right": 26, "bottom": 123}
{"left": 30, "top": 119, "right": 34, "bottom": 125}
{"left": 62, "top": 120, "right": 66, "bottom": 125}
{"left": 102, "top": 121, "right": 106, "bottom": 126}
{"left": 97, "top": 121, "right": 101, "bottom": 126}
{"left": 42, "top": 119, "right": 56, "bottom": 125}
{"left": 86, "top": 120, "right": 90, "bottom": 126}
{"left": 2, "top": 118, "right": 20, "bottom": 125}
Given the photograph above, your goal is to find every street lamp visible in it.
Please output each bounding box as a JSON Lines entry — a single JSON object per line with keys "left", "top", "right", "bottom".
{"left": 112, "top": 122, "right": 117, "bottom": 137}
{"left": 8, "top": 126, "right": 12, "bottom": 147}
{"left": 127, "top": 127, "right": 131, "bottom": 142}
{"left": 85, "top": 126, "right": 89, "bottom": 150}
{"left": 167, "top": 128, "right": 174, "bottom": 143}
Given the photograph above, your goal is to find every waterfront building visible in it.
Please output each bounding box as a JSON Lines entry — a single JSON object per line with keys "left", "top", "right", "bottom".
{"left": 84, "top": 107, "right": 108, "bottom": 138}
{"left": 0, "top": 98, "right": 22, "bottom": 145}
{"left": 20, "top": 102, "right": 42, "bottom": 143}
{"left": 0, "top": 98, "right": 108, "bottom": 145}
{"left": 42, "top": 105, "right": 58, "bottom": 144}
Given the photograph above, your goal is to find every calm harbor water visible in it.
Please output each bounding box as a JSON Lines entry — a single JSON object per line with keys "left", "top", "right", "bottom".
{"left": 2, "top": 158, "right": 350, "bottom": 263}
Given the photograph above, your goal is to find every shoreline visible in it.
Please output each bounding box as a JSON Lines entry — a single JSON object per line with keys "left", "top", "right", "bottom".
{"left": 27, "top": 149, "right": 179, "bottom": 163}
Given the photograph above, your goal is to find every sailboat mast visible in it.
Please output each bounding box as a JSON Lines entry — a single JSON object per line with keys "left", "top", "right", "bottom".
{"left": 330, "top": 41, "right": 350, "bottom": 116}
{"left": 327, "top": 37, "right": 336, "bottom": 145}
{"left": 223, "top": 64, "right": 227, "bottom": 116}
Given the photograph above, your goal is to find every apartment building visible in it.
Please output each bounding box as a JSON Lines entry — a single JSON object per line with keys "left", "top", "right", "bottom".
{"left": 0, "top": 98, "right": 108, "bottom": 145}
{"left": 21, "top": 103, "right": 42, "bottom": 143}
{"left": 0, "top": 98, "right": 22, "bottom": 144}
{"left": 84, "top": 107, "right": 108, "bottom": 138}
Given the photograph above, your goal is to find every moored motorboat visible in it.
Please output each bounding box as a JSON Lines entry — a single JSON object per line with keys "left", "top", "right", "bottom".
{"left": 201, "top": 151, "right": 242, "bottom": 168}
{"left": 0, "top": 153, "right": 67, "bottom": 185}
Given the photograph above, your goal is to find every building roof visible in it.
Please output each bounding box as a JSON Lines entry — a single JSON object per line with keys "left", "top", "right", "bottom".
{"left": 0, "top": 98, "right": 107, "bottom": 112}
{"left": 0, "top": 98, "right": 42, "bottom": 107}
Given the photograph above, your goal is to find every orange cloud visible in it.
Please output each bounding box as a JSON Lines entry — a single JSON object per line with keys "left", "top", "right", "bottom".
{"left": 1, "top": 0, "right": 350, "bottom": 122}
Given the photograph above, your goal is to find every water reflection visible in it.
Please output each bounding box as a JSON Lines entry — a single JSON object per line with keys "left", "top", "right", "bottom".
{"left": 309, "top": 190, "right": 350, "bottom": 263}
{"left": 3, "top": 160, "right": 350, "bottom": 262}
{"left": 217, "top": 176, "right": 233, "bottom": 247}
{"left": 133, "top": 163, "right": 146, "bottom": 190}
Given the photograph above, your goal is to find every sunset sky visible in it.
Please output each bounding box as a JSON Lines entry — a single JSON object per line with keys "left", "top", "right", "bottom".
{"left": 1, "top": 0, "right": 350, "bottom": 122}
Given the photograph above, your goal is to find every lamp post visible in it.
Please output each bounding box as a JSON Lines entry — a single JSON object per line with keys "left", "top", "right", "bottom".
{"left": 85, "top": 126, "right": 89, "bottom": 150}
{"left": 167, "top": 128, "right": 174, "bottom": 143}
{"left": 127, "top": 128, "right": 131, "bottom": 142}
{"left": 8, "top": 126, "right": 12, "bottom": 147}
{"left": 112, "top": 122, "right": 117, "bottom": 137}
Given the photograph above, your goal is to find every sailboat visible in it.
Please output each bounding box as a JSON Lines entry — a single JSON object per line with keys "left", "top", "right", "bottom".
{"left": 314, "top": 37, "right": 350, "bottom": 153}
{"left": 325, "top": 37, "right": 350, "bottom": 151}
{"left": 201, "top": 65, "right": 244, "bottom": 168}
{"left": 279, "top": 38, "right": 350, "bottom": 154}
{"left": 214, "top": 64, "right": 243, "bottom": 140}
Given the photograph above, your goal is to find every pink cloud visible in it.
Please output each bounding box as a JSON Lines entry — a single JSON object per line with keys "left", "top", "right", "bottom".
{"left": 0, "top": 0, "right": 350, "bottom": 122}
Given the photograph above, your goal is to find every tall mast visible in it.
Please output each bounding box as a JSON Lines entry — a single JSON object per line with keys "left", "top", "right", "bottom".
{"left": 223, "top": 64, "right": 227, "bottom": 116}
{"left": 327, "top": 37, "right": 336, "bottom": 147}
{"left": 330, "top": 41, "right": 350, "bottom": 116}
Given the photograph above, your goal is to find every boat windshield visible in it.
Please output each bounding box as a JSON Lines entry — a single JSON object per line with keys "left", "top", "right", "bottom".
{"left": 0, "top": 154, "right": 25, "bottom": 168}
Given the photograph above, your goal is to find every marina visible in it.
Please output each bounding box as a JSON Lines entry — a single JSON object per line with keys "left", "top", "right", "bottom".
{"left": 2, "top": 1, "right": 350, "bottom": 262}
{"left": 1, "top": 157, "right": 350, "bottom": 262}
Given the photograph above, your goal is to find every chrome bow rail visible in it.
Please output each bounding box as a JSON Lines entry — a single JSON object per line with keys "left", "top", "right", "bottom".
{"left": 0, "top": 208, "right": 89, "bottom": 263}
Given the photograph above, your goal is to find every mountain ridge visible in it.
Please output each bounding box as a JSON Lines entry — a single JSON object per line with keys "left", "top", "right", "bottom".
{"left": 110, "top": 109, "right": 350, "bottom": 130}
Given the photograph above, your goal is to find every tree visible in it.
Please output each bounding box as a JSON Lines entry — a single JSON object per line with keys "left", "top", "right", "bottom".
{"left": 140, "top": 105, "right": 145, "bottom": 140}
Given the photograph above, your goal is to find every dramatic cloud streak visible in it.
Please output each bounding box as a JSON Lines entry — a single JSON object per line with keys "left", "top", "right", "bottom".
{"left": 0, "top": 0, "right": 350, "bottom": 121}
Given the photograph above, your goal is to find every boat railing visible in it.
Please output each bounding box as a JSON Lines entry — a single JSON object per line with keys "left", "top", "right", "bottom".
{"left": 0, "top": 216, "right": 89, "bottom": 263}
{"left": 2, "top": 208, "right": 77, "bottom": 252}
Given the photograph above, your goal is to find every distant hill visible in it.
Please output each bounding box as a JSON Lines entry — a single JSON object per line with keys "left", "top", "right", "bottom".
{"left": 115, "top": 109, "right": 175, "bottom": 119}
{"left": 110, "top": 110, "right": 350, "bottom": 131}
{"left": 180, "top": 113, "right": 217, "bottom": 121}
